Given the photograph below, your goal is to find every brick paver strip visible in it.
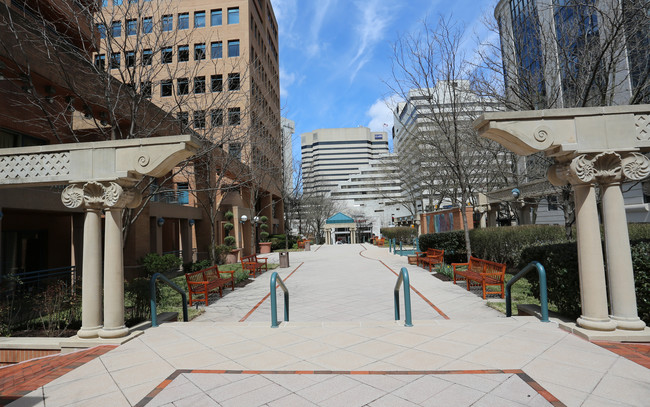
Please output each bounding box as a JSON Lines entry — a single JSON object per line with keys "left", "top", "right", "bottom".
{"left": 239, "top": 262, "right": 305, "bottom": 322}
{"left": 136, "top": 369, "right": 566, "bottom": 407}
{"left": 0, "top": 345, "right": 116, "bottom": 406}
{"left": 358, "top": 246, "right": 450, "bottom": 319}
{"left": 593, "top": 341, "right": 650, "bottom": 369}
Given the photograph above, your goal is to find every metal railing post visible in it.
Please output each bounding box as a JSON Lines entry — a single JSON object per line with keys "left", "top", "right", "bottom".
{"left": 506, "top": 261, "right": 549, "bottom": 322}
{"left": 150, "top": 272, "right": 188, "bottom": 327}
{"left": 393, "top": 267, "right": 413, "bottom": 327}
{"left": 270, "top": 272, "right": 289, "bottom": 328}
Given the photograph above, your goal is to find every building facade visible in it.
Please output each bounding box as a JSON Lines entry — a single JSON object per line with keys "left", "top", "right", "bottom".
{"left": 97, "top": 0, "right": 283, "bottom": 256}
{"left": 493, "top": 0, "right": 650, "bottom": 224}
{"left": 300, "top": 127, "right": 389, "bottom": 196}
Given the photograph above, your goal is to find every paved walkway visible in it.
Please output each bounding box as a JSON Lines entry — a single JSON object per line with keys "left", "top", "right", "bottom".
{"left": 3, "top": 244, "right": 650, "bottom": 406}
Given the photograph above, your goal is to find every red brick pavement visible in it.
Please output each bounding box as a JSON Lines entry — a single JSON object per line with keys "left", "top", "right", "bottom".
{"left": 0, "top": 345, "right": 116, "bottom": 406}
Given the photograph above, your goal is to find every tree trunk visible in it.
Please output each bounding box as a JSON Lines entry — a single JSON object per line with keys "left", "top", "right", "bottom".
{"left": 460, "top": 190, "right": 473, "bottom": 261}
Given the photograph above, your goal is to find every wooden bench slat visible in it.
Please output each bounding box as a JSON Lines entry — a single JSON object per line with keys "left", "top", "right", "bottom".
{"left": 184, "top": 265, "right": 235, "bottom": 306}
{"left": 415, "top": 249, "right": 444, "bottom": 272}
{"left": 452, "top": 256, "right": 506, "bottom": 299}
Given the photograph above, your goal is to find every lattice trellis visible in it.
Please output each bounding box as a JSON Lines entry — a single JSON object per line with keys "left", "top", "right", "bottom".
{"left": 0, "top": 152, "right": 70, "bottom": 180}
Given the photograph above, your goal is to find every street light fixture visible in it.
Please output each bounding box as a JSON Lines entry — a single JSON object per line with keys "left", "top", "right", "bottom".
{"left": 239, "top": 215, "right": 248, "bottom": 249}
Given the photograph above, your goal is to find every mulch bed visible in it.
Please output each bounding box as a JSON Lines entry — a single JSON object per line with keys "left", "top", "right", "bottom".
{"left": 432, "top": 273, "right": 452, "bottom": 282}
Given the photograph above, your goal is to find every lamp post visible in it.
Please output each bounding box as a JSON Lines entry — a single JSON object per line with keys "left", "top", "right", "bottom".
{"left": 253, "top": 216, "right": 260, "bottom": 254}
{"left": 239, "top": 215, "right": 247, "bottom": 252}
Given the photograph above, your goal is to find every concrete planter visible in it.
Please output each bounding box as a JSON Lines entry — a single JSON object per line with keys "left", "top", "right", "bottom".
{"left": 226, "top": 249, "right": 240, "bottom": 264}
{"left": 259, "top": 242, "right": 272, "bottom": 254}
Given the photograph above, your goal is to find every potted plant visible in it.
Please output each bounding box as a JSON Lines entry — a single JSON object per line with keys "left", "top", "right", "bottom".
{"left": 223, "top": 210, "right": 240, "bottom": 263}
{"left": 258, "top": 216, "right": 272, "bottom": 254}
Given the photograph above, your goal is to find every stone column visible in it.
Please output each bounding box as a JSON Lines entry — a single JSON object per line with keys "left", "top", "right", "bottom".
{"left": 99, "top": 183, "right": 139, "bottom": 339}
{"left": 180, "top": 220, "right": 192, "bottom": 264}
{"left": 62, "top": 184, "right": 103, "bottom": 338}
{"left": 487, "top": 208, "right": 497, "bottom": 227}
{"left": 100, "top": 207, "right": 129, "bottom": 338}
{"left": 573, "top": 183, "right": 616, "bottom": 331}
{"left": 550, "top": 158, "right": 617, "bottom": 331}
{"left": 601, "top": 153, "right": 649, "bottom": 330}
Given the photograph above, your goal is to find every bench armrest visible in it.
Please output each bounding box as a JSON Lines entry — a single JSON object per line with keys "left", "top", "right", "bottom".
{"left": 219, "top": 270, "right": 236, "bottom": 278}
{"left": 187, "top": 281, "right": 208, "bottom": 287}
{"left": 451, "top": 263, "right": 469, "bottom": 271}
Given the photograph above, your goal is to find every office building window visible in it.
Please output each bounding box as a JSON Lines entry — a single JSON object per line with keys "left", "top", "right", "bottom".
{"left": 228, "top": 107, "right": 241, "bottom": 125}
{"left": 211, "top": 74, "right": 223, "bottom": 92}
{"left": 194, "top": 76, "right": 205, "bottom": 94}
{"left": 161, "top": 47, "right": 172, "bottom": 64}
{"left": 110, "top": 52, "right": 120, "bottom": 69}
{"left": 160, "top": 79, "right": 173, "bottom": 97}
{"left": 94, "top": 54, "right": 105, "bottom": 70}
{"left": 178, "top": 78, "right": 189, "bottom": 95}
{"left": 142, "top": 17, "right": 152, "bottom": 34}
{"left": 111, "top": 21, "right": 121, "bottom": 37}
{"left": 126, "top": 19, "right": 136, "bottom": 36}
{"left": 178, "top": 45, "right": 189, "bottom": 62}
{"left": 228, "top": 7, "right": 239, "bottom": 24}
{"left": 178, "top": 112, "right": 189, "bottom": 130}
{"left": 194, "top": 11, "right": 205, "bottom": 28}
{"left": 178, "top": 12, "right": 189, "bottom": 30}
{"left": 162, "top": 15, "right": 172, "bottom": 32}
{"left": 194, "top": 43, "right": 206, "bottom": 61}
{"left": 228, "top": 40, "right": 239, "bottom": 57}
{"left": 229, "top": 142, "right": 241, "bottom": 159}
{"left": 125, "top": 51, "right": 134, "bottom": 67}
{"left": 211, "top": 41, "right": 222, "bottom": 59}
{"left": 228, "top": 73, "right": 240, "bottom": 91}
{"left": 193, "top": 110, "right": 206, "bottom": 129}
{"left": 98, "top": 24, "right": 106, "bottom": 39}
{"left": 142, "top": 81, "right": 152, "bottom": 98}
{"left": 211, "top": 9, "right": 222, "bottom": 26}
{"left": 142, "top": 49, "right": 152, "bottom": 65}
{"left": 210, "top": 109, "right": 223, "bottom": 126}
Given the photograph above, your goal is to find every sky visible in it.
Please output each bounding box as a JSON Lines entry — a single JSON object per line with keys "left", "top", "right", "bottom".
{"left": 269, "top": 0, "right": 499, "bottom": 164}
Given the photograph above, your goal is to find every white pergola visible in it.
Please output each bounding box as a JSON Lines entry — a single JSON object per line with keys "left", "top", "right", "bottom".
{"left": 0, "top": 135, "right": 200, "bottom": 340}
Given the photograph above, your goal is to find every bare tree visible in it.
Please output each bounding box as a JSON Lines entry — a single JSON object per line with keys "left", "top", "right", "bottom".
{"left": 388, "top": 16, "right": 510, "bottom": 259}
{"left": 471, "top": 0, "right": 650, "bottom": 237}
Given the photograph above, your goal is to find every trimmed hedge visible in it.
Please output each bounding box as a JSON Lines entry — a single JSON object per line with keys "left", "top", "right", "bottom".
{"left": 380, "top": 227, "right": 418, "bottom": 242}
{"left": 419, "top": 223, "right": 650, "bottom": 325}
{"left": 419, "top": 225, "right": 567, "bottom": 267}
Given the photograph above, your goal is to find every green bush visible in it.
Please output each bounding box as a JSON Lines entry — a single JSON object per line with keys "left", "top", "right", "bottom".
{"left": 519, "top": 242, "right": 581, "bottom": 319}
{"left": 224, "top": 236, "right": 236, "bottom": 247}
{"left": 380, "top": 227, "right": 418, "bottom": 243}
{"left": 224, "top": 210, "right": 234, "bottom": 221}
{"left": 191, "top": 259, "right": 212, "bottom": 272}
{"left": 631, "top": 241, "right": 650, "bottom": 323}
{"left": 260, "top": 231, "right": 270, "bottom": 242}
{"left": 520, "top": 238, "right": 650, "bottom": 325}
{"left": 418, "top": 230, "right": 466, "bottom": 263}
{"left": 470, "top": 225, "right": 566, "bottom": 267}
{"left": 212, "top": 244, "right": 232, "bottom": 265}
{"left": 270, "top": 234, "right": 297, "bottom": 250}
{"left": 141, "top": 253, "right": 183, "bottom": 276}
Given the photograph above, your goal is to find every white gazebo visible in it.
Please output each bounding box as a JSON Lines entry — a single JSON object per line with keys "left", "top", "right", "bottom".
{"left": 323, "top": 212, "right": 358, "bottom": 244}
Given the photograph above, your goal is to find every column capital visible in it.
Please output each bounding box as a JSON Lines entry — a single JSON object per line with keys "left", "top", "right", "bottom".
{"left": 61, "top": 181, "right": 141, "bottom": 210}
{"left": 548, "top": 151, "right": 650, "bottom": 186}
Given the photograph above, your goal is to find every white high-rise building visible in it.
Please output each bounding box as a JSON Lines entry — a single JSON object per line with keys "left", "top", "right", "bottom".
{"left": 300, "top": 127, "right": 389, "bottom": 196}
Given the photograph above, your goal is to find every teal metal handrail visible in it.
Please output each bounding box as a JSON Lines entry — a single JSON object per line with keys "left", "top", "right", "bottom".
{"left": 506, "top": 261, "right": 549, "bottom": 322}
{"left": 393, "top": 267, "right": 413, "bottom": 327}
{"left": 270, "top": 272, "right": 289, "bottom": 328}
{"left": 150, "top": 272, "right": 188, "bottom": 327}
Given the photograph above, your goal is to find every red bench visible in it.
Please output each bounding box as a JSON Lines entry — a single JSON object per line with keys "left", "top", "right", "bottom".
{"left": 241, "top": 254, "right": 268, "bottom": 278}
{"left": 452, "top": 256, "right": 506, "bottom": 299}
{"left": 416, "top": 248, "right": 444, "bottom": 272}
{"left": 185, "top": 266, "right": 235, "bottom": 306}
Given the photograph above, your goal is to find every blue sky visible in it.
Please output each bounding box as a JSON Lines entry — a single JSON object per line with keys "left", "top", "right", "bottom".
{"left": 270, "top": 0, "right": 498, "bottom": 163}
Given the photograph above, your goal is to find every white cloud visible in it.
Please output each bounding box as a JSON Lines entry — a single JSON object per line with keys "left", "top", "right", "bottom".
{"left": 367, "top": 95, "right": 402, "bottom": 132}
{"left": 306, "top": 0, "right": 335, "bottom": 57}
{"left": 280, "top": 68, "right": 296, "bottom": 98}
{"left": 348, "top": 0, "right": 396, "bottom": 80}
